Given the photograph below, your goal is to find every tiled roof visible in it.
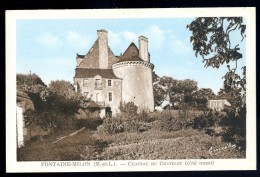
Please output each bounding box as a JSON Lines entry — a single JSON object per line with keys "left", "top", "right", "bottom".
{"left": 75, "top": 68, "right": 119, "bottom": 79}
{"left": 117, "top": 42, "right": 144, "bottom": 63}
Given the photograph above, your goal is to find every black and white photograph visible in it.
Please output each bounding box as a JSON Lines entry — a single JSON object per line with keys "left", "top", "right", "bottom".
{"left": 6, "top": 8, "right": 256, "bottom": 172}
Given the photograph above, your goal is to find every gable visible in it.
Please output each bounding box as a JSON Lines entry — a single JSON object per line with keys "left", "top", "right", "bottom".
{"left": 78, "top": 40, "right": 100, "bottom": 68}
{"left": 77, "top": 40, "right": 119, "bottom": 69}
{"left": 115, "top": 43, "right": 144, "bottom": 63}
{"left": 121, "top": 43, "right": 139, "bottom": 59}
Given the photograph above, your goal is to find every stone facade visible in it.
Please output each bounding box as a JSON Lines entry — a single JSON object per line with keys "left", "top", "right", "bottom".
{"left": 74, "top": 29, "right": 154, "bottom": 116}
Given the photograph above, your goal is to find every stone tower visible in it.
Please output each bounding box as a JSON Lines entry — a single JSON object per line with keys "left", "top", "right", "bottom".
{"left": 112, "top": 35, "right": 154, "bottom": 112}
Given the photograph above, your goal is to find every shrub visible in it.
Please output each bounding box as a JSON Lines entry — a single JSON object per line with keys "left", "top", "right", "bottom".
{"left": 97, "top": 113, "right": 139, "bottom": 134}
{"left": 220, "top": 106, "right": 246, "bottom": 150}
{"left": 97, "top": 102, "right": 155, "bottom": 134}
{"left": 119, "top": 101, "right": 138, "bottom": 115}
{"left": 192, "top": 111, "right": 224, "bottom": 130}
{"left": 155, "top": 110, "right": 193, "bottom": 132}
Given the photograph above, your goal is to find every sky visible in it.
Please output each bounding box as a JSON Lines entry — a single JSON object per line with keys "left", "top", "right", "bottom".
{"left": 16, "top": 18, "right": 246, "bottom": 94}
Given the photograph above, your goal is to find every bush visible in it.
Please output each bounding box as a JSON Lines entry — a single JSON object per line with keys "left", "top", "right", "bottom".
{"left": 97, "top": 102, "right": 155, "bottom": 134}
{"left": 220, "top": 106, "right": 246, "bottom": 150}
{"left": 97, "top": 113, "right": 139, "bottom": 134}
{"left": 156, "top": 110, "right": 193, "bottom": 132}
{"left": 192, "top": 111, "right": 224, "bottom": 130}
{"left": 29, "top": 110, "right": 75, "bottom": 133}
{"left": 119, "top": 101, "right": 138, "bottom": 115}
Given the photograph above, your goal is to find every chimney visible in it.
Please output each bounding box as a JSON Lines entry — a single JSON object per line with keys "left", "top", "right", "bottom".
{"left": 138, "top": 36, "right": 149, "bottom": 62}
{"left": 97, "top": 29, "right": 108, "bottom": 69}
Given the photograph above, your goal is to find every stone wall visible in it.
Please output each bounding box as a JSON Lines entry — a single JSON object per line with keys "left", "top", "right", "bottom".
{"left": 74, "top": 76, "right": 122, "bottom": 115}
{"left": 113, "top": 61, "right": 154, "bottom": 112}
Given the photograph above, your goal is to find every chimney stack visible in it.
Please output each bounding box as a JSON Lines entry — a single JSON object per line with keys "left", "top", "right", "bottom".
{"left": 138, "top": 36, "right": 149, "bottom": 62}
{"left": 98, "top": 29, "right": 108, "bottom": 69}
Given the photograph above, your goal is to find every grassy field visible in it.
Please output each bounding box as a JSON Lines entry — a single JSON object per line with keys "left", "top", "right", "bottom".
{"left": 17, "top": 123, "right": 245, "bottom": 161}
{"left": 17, "top": 108, "right": 246, "bottom": 161}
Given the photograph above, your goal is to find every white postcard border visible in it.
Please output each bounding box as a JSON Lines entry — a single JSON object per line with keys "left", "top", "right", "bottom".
{"left": 6, "top": 8, "right": 256, "bottom": 172}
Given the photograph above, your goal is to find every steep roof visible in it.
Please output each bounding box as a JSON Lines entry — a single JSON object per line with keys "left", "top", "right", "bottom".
{"left": 116, "top": 43, "right": 144, "bottom": 63}
{"left": 77, "top": 39, "right": 119, "bottom": 68}
{"left": 75, "top": 68, "right": 119, "bottom": 79}
{"left": 122, "top": 43, "right": 139, "bottom": 58}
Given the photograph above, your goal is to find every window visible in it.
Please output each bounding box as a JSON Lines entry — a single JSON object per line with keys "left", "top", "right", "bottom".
{"left": 108, "top": 79, "right": 112, "bottom": 86}
{"left": 83, "top": 79, "right": 89, "bottom": 87}
{"left": 108, "top": 92, "right": 112, "bottom": 102}
{"left": 95, "top": 79, "right": 102, "bottom": 89}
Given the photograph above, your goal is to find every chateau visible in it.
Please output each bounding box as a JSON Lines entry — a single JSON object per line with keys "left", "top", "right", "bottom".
{"left": 74, "top": 29, "right": 154, "bottom": 116}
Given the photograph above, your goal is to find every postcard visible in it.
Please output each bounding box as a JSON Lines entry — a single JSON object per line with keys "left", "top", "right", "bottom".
{"left": 6, "top": 8, "right": 256, "bottom": 172}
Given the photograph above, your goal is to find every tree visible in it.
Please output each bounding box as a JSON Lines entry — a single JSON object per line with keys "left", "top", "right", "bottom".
{"left": 187, "top": 17, "right": 246, "bottom": 95}
{"left": 192, "top": 88, "right": 216, "bottom": 110}
{"left": 153, "top": 74, "right": 198, "bottom": 109}
{"left": 17, "top": 73, "right": 46, "bottom": 87}
{"left": 187, "top": 17, "right": 246, "bottom": 149}
{"left": 194, "top": 88, "right": 216, "bottom": 100}
{"left": 49, "top": 80, "right": 73, "bottom": 94}
{"left": 17, "top": 73, "right": 51, "bottom": 101}
{"left": 17, "top": 73, "right": 81, "bottom": 132}
{"left": 48, "top": 80, "right": 82, "bottom": 101}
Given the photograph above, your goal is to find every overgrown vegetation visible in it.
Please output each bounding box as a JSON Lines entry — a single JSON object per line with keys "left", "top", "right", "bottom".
{"left": 92, "top": 101, "right": 245, "bottom": 160}
{"left": 187, "top": 17, "right": 246, "bottom": 151}
{"left": 17, "top": 17, "right": 247, "bottom": 160}
{"left": 17, "top": 73, "right": 101, "bottom": 133}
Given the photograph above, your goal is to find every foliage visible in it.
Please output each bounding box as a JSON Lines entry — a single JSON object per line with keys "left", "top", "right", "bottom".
{"left": 27, "top": 92, "right": 79, "bottom": 132}
{"left": 153, "top": 74, "right": 199, "bottom": 109}
{"left": 191, "top": 88, "right": 216, "bottom": 110}
{"left": 219, "top": 105, "right": 246, "bottom": 150}
{"left": 187, "top": 17, "right": 246, "bottom": 150}
{"left": 17, "top": 73, "right": 82, "bottom": 132}
{"left": 155, "top": 110, "right": 193, "bottom": 132}
{"left": 187, "top": 17, "right": 246, "bottom": 104}
{"left": 153, "top": 72, "right": 216, "bottom": 111}
{"left": 48, "top": 80, "right": 82, "bottom": 101}
{"left": 119, "top": 101, "right": 138, "bottom": 116}
{"left": 187, "top": 17, "right": 245, "bottom": 69}
{"left": 93, "top": 129, "right": 245, "bottom": 160}
{"left": 18, "top": 109, "right": 246, "bottom": 161}
{"left": 98, "top": 102, "right": 154, "bottom": 134}
{"left": 192, "top": 111, "right": 224, "bottom": 130}
{"left": 17, "top": 73, "right": 46, "bottom": 88}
